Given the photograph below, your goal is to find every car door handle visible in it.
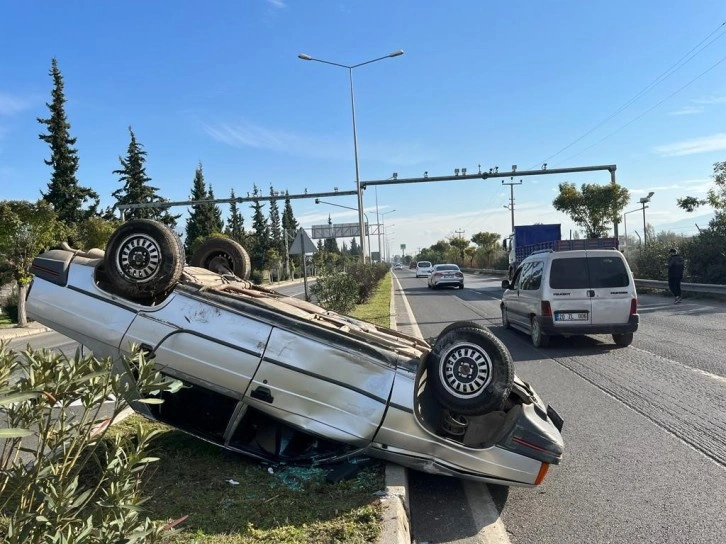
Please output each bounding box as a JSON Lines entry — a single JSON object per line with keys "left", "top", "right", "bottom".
{"left": 251, "top": 386, "right": 274, "bottom": 404}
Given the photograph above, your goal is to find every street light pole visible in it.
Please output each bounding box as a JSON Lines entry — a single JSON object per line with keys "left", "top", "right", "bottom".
{"left": 638, "top": 192, "right": 655, "bottom": 247}
{"left": 623, "top": 207, "right": 642, "bottom": 257}
{"left": 380, "top": 209, "right": 396, "bottom": 262}
{"left": 298, "top": 49, "right": 404, "bottom": 263}
{"left": 315, "top": 198, "right": 372, "bottom": 261}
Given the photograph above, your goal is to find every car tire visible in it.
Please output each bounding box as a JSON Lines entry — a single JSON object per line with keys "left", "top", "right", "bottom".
{"left": 191, "top": 237, "right": 251, "bottom": 280}
{"left": 501, "top": 306, "right": 511, "bottom": 329}
{"left": 459, "top": 283, "right": 464, "bottom": 289}
{"left": 105, "top": 219, "right": 184, "bottom": 301}
{"left": 427, "top": 323, "right": 514, "bottom": 415}
{"left": 530, "top": 317, "right": 550, "bottom": 348}
{"left": 612, "top": 333, "right": 633, "bottom": 347}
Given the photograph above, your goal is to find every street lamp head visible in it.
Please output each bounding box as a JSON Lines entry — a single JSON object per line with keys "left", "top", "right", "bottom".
{"left": 388, "top": 49, "right": 404, "bottom": 58}
{"left": 298, "top": 53, "right": 313, "bottom": 61}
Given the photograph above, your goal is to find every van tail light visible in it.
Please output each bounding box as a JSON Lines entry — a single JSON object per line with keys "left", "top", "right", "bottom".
{"left": 630, "top": 298, "right": 638, "bottom": 315}
{"left": 541, "top": 301, "right": 552, "bottom": 317}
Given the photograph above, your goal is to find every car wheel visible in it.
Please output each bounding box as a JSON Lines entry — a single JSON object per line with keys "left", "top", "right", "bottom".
{"left": 427, "top": 324, "right": 514, "bottom": 415}
{"left": 501, "top": 306, "right": 511, "bottom": 329}
{"left": 612, "top": 333, "right": 633, "bottom": 347}
{"left": 105, "top": 219, "right": 184, "bottom": 301}
{"left": 530, "top": 317, "right": 550, "bottom": 348}
{"left": 191, "top": 237, "right": 251, "bottom": 280}
{"left": 459, "top": 283, "right": 464, "bottom": 289}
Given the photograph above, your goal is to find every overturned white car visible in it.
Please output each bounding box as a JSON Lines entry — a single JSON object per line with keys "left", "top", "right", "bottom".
{"left": 26, "top": 219, "right": 563, "bottom": 487}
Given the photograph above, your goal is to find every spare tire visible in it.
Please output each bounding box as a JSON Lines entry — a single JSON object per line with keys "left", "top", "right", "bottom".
{"left": 105, "top": 219, "right": 184, "bottom": 301}
{"left": 427, "top": 323, "right": 514, "bottom": 415}
{"left": 191, "top": 237, "right": 251, "bottom": 280}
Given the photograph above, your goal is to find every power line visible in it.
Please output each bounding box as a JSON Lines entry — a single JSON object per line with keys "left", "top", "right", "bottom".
{"left": 531, "top": 20, "right": 726, "bottom": 168}
{"left": 558, "top": 52, "right": 726, "bottom": 165}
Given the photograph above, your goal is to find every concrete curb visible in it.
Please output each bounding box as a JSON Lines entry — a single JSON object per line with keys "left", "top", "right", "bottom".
{"left": 377, "top": 464, "right": 410, "bottom": 544}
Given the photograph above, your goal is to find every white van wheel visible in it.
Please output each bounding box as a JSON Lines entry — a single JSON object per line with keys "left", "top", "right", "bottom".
{"left": 530, "top": 317, "right": 550, "bottom": 348}
{"left": 613, "top": 333, "right": 633, "bottom": 347}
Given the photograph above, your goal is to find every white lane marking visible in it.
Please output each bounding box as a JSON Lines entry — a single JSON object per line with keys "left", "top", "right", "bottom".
{"left": 392, "top": 273, "right": 513, "bottom": 544}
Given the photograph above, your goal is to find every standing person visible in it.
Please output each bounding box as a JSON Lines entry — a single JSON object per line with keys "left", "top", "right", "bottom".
{"left": 667, "top": 248, "right": 685, "bottom": 303}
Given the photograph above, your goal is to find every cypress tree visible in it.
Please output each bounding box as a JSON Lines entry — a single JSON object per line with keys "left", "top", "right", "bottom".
{"left": 38, "top": 58, "right": 99, "bottom": 224}
{"left": 281, "top": 191, "right": 299, "bottom": 249}
{"left": 112, "top": 127, "right": 179, "bottom": 228}
{"left": 185, "top": 163, "right": 220, "bottom": 256}
{"left": 249, "top": 184, "right": 270, "bottom": 270}
{"left": 268, "top": 186, "right": 284, "bottom": 256}
{"left": 225, "top": 189, "right": 246, "bottom": 245}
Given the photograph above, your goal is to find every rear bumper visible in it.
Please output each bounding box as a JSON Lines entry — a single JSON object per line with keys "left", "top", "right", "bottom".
{"left": 539, "top": 314, "right": 639, "bottom": 335}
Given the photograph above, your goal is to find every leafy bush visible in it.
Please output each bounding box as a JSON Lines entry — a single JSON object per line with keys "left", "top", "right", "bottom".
{"left": 310, "top": 267, "right": 359, "bottom": 313}
{"left": 1, "top": 291, "right": 18, "bottom": 323}
{"left": 0, "top": 345, "right": 180, "bottom": 543}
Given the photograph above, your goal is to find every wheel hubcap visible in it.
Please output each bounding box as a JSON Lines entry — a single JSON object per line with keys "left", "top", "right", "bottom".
{"left": 116, "top": 234, "right": 161, "bottom": 283}
{"left": 440, "top": 342, "right": 493, "bottom": 399}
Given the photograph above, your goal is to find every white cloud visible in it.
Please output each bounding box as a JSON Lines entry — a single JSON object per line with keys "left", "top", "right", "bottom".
{"left": 203, "top": 120, "right": 348, "bottom": 160}
{"left": 691, "top": 95, "right": 726, "bottom": 105}
{"left": 667, "top": 106, "right": 703, "bottom": 116}
{"left": 653, "top": 133, "right": 726, "bottom": 157}
{"left": 0, "top": 93, "right": 32, "bottom": 116}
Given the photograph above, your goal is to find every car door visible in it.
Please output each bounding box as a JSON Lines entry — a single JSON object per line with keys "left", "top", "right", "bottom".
{"left": 121, "top": 291, "right": 272, "bottom": 402}
{"left": 504, "top": 263, "right": 529, "bottom": 328}
{"left": 247, "top": 326, "right": 397, "bottom": 447}
{"left": 518, "top": 259, "right": 545, "bottom": 331}
{"left": 548, "top": 255, "right": 594, "bottom": 329}
{"left": 585, "top": 252, "right": 634, "bottom": 326}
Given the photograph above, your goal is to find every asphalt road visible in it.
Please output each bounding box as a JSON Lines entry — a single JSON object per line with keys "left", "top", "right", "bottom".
{"left": 393, "top": 269, "right": 726, "bottom": 544}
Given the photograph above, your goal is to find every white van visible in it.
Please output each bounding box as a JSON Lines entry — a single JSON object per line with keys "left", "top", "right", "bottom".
{"left": 415, "top": 261, "right": 434, "bottom": 278}
{"left": 500, "top": 249, "right": 639, "bottom": 347}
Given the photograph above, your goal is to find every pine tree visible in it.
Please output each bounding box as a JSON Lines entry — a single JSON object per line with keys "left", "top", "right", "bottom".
{"left": 208, "top": 184, "right": 224, "bottom": 233}
{"left": 38, "top": 58, "right": 99, "bottom": 224}
{"left": 185, "top": 163, "right": 221, "bottom": 256}
{"left": 281, "top": 191, "right": 299, "bottom": 249}
{"left": 112, "top": 127, "right": 179, "bottom": 228}
{"left": 249, "top": 185, "right": 270, "bottom": 270}
{"left": 225, "top": 189, "right": 246, "bottom": 245}
{"left": 268, "top": 186, "right": 284, "bottom": 256}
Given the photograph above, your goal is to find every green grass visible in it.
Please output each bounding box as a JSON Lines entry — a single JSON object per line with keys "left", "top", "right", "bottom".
{"left": 349, "top": 273, "right": 393, "bottom": 328}
{"left": 0, "top": 314, "right": 14, "bottom": 327}
{"left": 107, "top": 273, "right": 395, "bottom": 543}
{"left": 110, "top": 415, "right": 385, "bottom": 543}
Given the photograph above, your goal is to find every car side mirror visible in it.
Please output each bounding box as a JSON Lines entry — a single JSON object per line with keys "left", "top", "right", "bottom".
{"left": 501, "top": 280, "right": 510, "bottom": 289}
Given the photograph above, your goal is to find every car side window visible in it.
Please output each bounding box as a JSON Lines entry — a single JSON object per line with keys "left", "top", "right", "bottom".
{"left": 514, "top": 262, "right": 531, "bottom": 290}
{"left": 522, "top": 261, "right": 543, "bottom": 291}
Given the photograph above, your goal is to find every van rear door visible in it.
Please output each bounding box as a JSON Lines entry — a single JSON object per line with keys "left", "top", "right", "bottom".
{"left": 547, "top": 255, "right": 594, "bottom": 327}
{"left": 585, "top": 252, "right": 634, "bottom": 325}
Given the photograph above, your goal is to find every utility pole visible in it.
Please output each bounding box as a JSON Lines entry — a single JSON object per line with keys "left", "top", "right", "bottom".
{"left": 502, "top": 177, "right": 523, "bottom": 232}
{"left": 455, "top": 229, "right": 466, "bottom": 238}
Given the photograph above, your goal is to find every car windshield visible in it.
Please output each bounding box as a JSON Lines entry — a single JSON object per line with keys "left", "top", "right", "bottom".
{"left": 436, "top": 265, "right": 459, "bottom": 271}
{"left": 418, "top": 261, "right": 432, "bottom": 268}
{"left": 549, "top": 256, "right": 630, "bottom": 289}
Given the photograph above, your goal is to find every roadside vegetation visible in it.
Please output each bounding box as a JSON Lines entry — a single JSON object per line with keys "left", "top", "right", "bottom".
{"left": 0, "top": 270, "right": 395, "bottom": 543}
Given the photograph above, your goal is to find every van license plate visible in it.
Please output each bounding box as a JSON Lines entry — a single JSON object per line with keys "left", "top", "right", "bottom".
{"left": 555, "top": 312, "right": 588, "bottom": 321}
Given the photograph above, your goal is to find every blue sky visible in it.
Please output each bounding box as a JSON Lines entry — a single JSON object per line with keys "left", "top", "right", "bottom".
{"left": 1, "top": 0, "right": 725, "bottom": 258}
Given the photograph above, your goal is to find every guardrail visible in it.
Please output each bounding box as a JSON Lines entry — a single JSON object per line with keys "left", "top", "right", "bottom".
{"left": 634, "top": 279, "right": 726, "bottom": 295}
{"left": 461, "top": 268, "right": 726, "bottom": 296}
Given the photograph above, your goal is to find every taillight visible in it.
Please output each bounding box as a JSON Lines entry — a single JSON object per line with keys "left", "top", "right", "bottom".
{"left": 456, "top": 272, "right": 463, "bottom": 278}
{"left": 434, "top": 272, "right": 442, "bottom": 278}
{"left": 541, "top": 301, "right": 552, "bottom": 317}
{"left": 630, "top": 298, "right": 637, "bottom": 315}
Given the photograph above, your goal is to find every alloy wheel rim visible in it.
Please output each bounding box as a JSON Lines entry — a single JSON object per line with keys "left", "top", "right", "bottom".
{"left": 116, "top": 233, "right": 161, "bottom": 283}
{"left": 439, "top": 342, "right": 493, "bottom": 399}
